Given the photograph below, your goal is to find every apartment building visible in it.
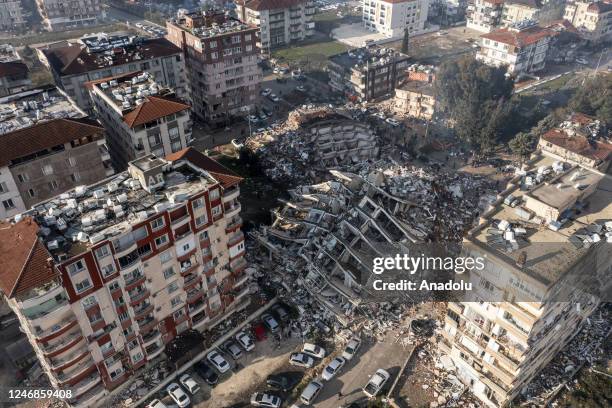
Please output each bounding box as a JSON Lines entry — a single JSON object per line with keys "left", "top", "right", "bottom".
{"left": 362, "top": 0, "right": 430, "bottom": 38}
{"left": 328, "top": 47, "right": 410, "bottom": 102}
{"left": 477, "top": 22, "right": 556, "bottom": 77}
{"left": 35, "top": 0, "right": 104, "bottom": 31}
{"left": 439, "top": 148, "right": 611, "bottom": 406}
{"left": 38, "top": 33, "right": 187, "bottom": 115}
{"left": 466, "top": 0, "right": 505, "bottom": 32}
{"left": 564, "top": 0, "right": 612, "bottom": 41}
{"left": 0, "top": 147, "right": 247, "bottom": 407}
{"left": 393, "top": 69, "right": 436, "bottom": 119}
{"left": 166, "top": 10, "right": 262, "bottom": 127}
{"left": 86, "top": 71, "right": 192, "bottom": 171}
{"left": 0, "top": 44, "right": 31, "bottom": 96}
{"left": 0, "top": 87, "right": 113, "bottom": 220}
{"left": 235, "top": 0, "right": 316, "bottom": 53}
{"left": 0, "top": 0, "right": 26, "bottom": 31}
{"left": 501, "top": 0, "right": 566, "bottom": 26}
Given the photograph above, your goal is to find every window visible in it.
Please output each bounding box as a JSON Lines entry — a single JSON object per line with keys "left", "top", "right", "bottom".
{"left": 0, "top": 182, "right": 7, "bottom": 193}
{"left": 171, "top": 140, "right": 182, "bottom": 153}
{"left": 150, "top": 217, "right": 165, "bottom": 231}
{"left": 82, "top": 295, "right": 97, "bottom": 308}
{"left": 88, "top": 311, "right": 102, "bottom": 323}
{"left": 209, "top": 189, "right": 220, "bottom": 201}
{"left": 132, "top": 352, "right": 144, "bottom": 363}
{"left": 28, "top": 189, "right": 35, "bottom": 198}
{"left": 192, "top": 197, "right": 204, "bottom": 209}
{"left": 95, "top": 245, "right": 111, "bottom": 259}
{"left": 245, "top": 34, "right": 251, "bottom": 41}
{"left": 67, "top": 260, "right": 86, "bottom": 276}
{"left": 133, "top": 226, "right": 148, "bottom": 241}
{"left": 155, "top": 234, "right": 169, "bottom": 247}
{"left": 42, "top": 164, "right": 53, "bottom": 175}
{"left": 199, "top": 231, "right": 209, "bottom": 241}
{"left": 137, "top": 243, "right": 152, "bottom": 257}
{"left": 48, "top": 180, "right": 58, "bottom": 191}
{"left": 212, "top": 205, "right": 222, "bottom": 217}
{"left": 101, "top": 263, "right": 116, "bottom": 277}
{"left": 2, "top": 199, "right": 14, "bottom": 210}
{"left": 211, "top": 52, "right": 218, "bottom": 59}
{"left": 182, "top": 243, "right": 191, "bottom": 252}
{"left": 17, "top": 173, "right": 28, "bottom": 183}
{"left": 75, "top": 279, "right": 92, "bottom": 293}
{"left": 109, "top": 281, "right": 120, "bottom": 292}
{"left": 195, "top": 215, "right": 207, "bottom": 226}
{"left": 148, "top": 133, "right": 162, "bottom": 147}
{"left": 209, "top": 40, "right": 217, "bottom": 48}
{"left": 163, "top": 266, "right": 175, "bottom": 279}
{"left": 118, "top": 311, "right": 129, "bottom": 321}
{"left": 167, "top": 281, "right": 179, "bottom": 294}
{"left": 173, "top": 309, "right": 185, "bottom": 320}
{"left": 168, "top": 126, "right": 180, "bottom": 139}
{"left": 160, "top": 250, "right": 173, "bottom": 264}
{"left": 170, "top": 296, "right": 182, "bottom": 307}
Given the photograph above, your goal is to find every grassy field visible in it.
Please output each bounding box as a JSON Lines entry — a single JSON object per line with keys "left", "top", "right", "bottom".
{"left": 272, "top": 40, "right": 351, "bottom": 72}
{"left": 5, "top": 23, "right": 134, "bottom": 47}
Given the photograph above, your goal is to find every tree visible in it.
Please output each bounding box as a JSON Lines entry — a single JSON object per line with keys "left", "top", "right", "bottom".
{"left": 435, "top": 57, "right": 514, "bottom": 153}
{"left": 401, "top": 28, "right": 410, "bottom": 54}
{"left": 569, "top": 74, "right": 612, "bottom": 126}
{"left": 509, "top": 132, "right": 537, "bottom": 163}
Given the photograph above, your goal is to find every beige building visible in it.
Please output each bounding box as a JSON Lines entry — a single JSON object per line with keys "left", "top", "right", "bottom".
{"left": 0, "top": 0, "right": 25, "bottom": 31}
{"left": 86, "top": 71, "right": 192, "bottom": 171}
{"left": 38, "top": 33, "right": 187, "bottom": 115}
{"left": 501, "top": 0, "right": 566, "bottom": 27}
{"left": 35, "top": 0, "right": 104, "bottom": 31}
{"left": 0, "top": 148, "right": 248, "bottom": 407}
{"left": 0, "top": 87, "right": 113, "bottom": 220}
{"left": 439, "top": 147, "right": 610, "bottom": 406}
{"left": 0, "top": 44, "right": 31, "bottom": 96}
{"left": 393, "top": 68, "right": 435, "bottom": 119}
{"left": 564, "top": 0, "right": 612, "bottom": 41}
{"left": 166, "top": 10, "right": 262, "bottom": 127}
{"left": 362, "top": 0, "right": 430, "bottom": 38}
{"left": 467, "top": 0, "right": 505, "bottom": 32}
{"left": 235, "top": 0, "right": 316, "bottom": 53}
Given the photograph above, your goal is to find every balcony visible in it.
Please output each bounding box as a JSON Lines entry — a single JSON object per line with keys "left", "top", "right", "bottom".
{"left": 448, "top": 301, "right": 464, "bottom": 315}
{"left": 503, "top": 303, "right": 537, "bottom": 324}
{"left": 200, "top": 237, "right": 211, "bottom": 249}
{"left": 49, "top": 346, "right": 89, "bottom": 371}
{"left": 70, "top": 383, "right": 106, "bottom": 408}
{"left": 41, "top": 331, "right": 84, "bottom": 357}
{"left": 88, "top": 322, "right": 117, "bottom": 344}
{"left": 18, "top": 281, "right": 64, "bottom": 309}
{"left": 222, "top": 186, "right": 240, "bottom": 203}
{"left": 129, "top": 289, "right": 150, "bottom": 307}
{"left": 230, "top": 257, "right": 247, "bottom": 274}
{"left": 483, "top": 359, "right": 515, "bottom": 386}
{"left": 191, "top": 311, "right": 208, "bottom": 328}
{"left": 114, "top": 240, "right": 137, "bottom": 259}
{"left": 184, "top": 273, "right": 202, "bottom": 289}
{"left": 233, "top": 274, "right": 249, "bottom": 288}
{"left": 133, "top": 303, "right": 154, "bottom": 320}
{"left": 188, "top": 299, "right": 206, "bottom": 316}
{"left": 225, "top": 217, "right": 243, "bottom": 233}
{"left": 138, "top": 317, "right": 157, "bottom": 334}
{"left": 56, "top": 357, "right": 95, "bottom": 384}
{"left": 145, "top": 342, "right": 163, "bottom": 359}
{"left": 227, "top": 231, "right": 244, "bottom": 247}
{"left": 234, "top": 286, "right": 250, "bottom": 301}
{"left": 71, "top": 372, "right": 101, "bottom": 397}
{"left": 141, "top": 328, "right": 161, "bottom": 345}
{"left": 180, "top": 259, "right": 198, "bottom": 276}
{"left": 35, "top": 315, "right": 78, "bottom": 341}
{"left": 186, "top": 288, "right": 204, "bottom": 303}
{"left": 124, "top": 273, "right": 145, "bottom": 291}
{"left": 224, "top": 202, "right": 241, "bottom": 218}
{"left": 498, "top": 315, "right": 530, "bottom": 340}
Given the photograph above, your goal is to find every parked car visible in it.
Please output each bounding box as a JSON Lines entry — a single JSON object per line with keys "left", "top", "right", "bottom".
{"left": 273, "top": 305, "right": 290, "bottom": 322}
{"left": 273, "top": 67, "right": 280, "bottom": 74}
{"left": 300, "top": 379, "right": 323, "bottom": 405}
{"left": 296, "top": 85, "right": 306, "bottom": 92}
{"left": 250, "top": 392, "right": 282, "bottom": 408}
{"left": 268, "top": 94, "right": 280, "bottom": 103}
{"left": 576, "top": 57, "right": 589, "bottom": 65}
{"left": 179, "top": 373, "right": 200, "bottom": 394}
{"left": 262, "top": 313, "right": 280, "bottom": 332}
{"left": 248, "top": 114, "right": 258, "bottom": 122}
{"left": 166, "top": 383, "right": 190, "bottom": 408}
{"left": 193, "top": 361, "right": 218, "bottom": 385}
{"left": 207, "top": 350, "right": 230, "bottom": 373}
{"left": 146, "top": 399, "right": 167, "bottom": 408}
{"left": 236, "top": 330, "right": 255, "bottom": 351}
{"left": 363, "top": 368, "right": 390, "bottom": 398}
{"left": 385, "top": 117, "right": 400, "bottom": 127}
{"left": 224, "top": 340, "right": 243, "bottom": 359}
{"left": 342, "top": 337, "right": 362, "bottom": 361}
{"left": 266, "top": 371, "right": 303, "bottom": 392}
{"left": 261, "top": 88, "right": 272, "bottom": 96}
{"left": 301, "top": 343, "right": 326, "bottom": 359}
{"left": 289, "top": 352, "right": 315, "bottom": 368}
{"left": 322, "top": 357, "right": 346, "bottom": 381}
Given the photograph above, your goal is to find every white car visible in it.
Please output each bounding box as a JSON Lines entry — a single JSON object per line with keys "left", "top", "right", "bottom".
{"left": 261, "top": 88, "right": 272, "bottom": 97}
{"left": 179, "top": 373, "right": 200, "bottom": 394}
{"left": 296, "top": 85, "right": 306, "bottom": 92}
{"left": 166, "top": 383, "right": 190, "bottom": 408}
{"left": 301, "top": 343, "right": 326, "bottom": 359}
{"left": 146, "top": 399, "right": 167, "bottom": 408}
{"left": 250, "top": 392, "right": 282, "bottom": 408}
{"left": 248, "top": 115, "right": 258, "bottom": 122}
{"left": 322, "top": 357, "right": 346, "bottom": 381}
{"left": 289, "top": 352, "right": 315, "bottom": 368}
{"left": 300, "top": 380, "right": 323, "bottom": 405}
{"left": 207, "top": 350, "right": 230, "bottom": 373}
{"left": 135, "top": 22, "right": 144, "bottom": 28}
{"left": 576, "top": 57, "right": 589, "bottom": 65}
{"left": 342, "top": 337, "right": 362, "bottom": 361}
{"left": 236, "top": 331, "right": 255, "bottom": 351}
{"left": 363, "top": 368, "right": 390, "bottom": 398}
{"left": 386, "top": 117, "right": 400, "bottom": 127}
{"left": 268, "top": 94, "right": 280, "bottom": 103}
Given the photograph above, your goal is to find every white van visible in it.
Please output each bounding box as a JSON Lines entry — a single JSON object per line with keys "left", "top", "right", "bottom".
{"left": 300, "top": 379, "right": 323, "bottom": 405}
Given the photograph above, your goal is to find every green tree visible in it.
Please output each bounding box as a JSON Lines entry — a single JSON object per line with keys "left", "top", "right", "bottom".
{"left": 569, "top": 74, "right": 612, "bottom": 126}
{"left": 509, "top": 132, "right": 537, "bottom": 162}
{"left": 401, "top": 28, "right": 409, "bottom": 54}
{"left": 435, "top": 57, "right": 514, "bottom": 152}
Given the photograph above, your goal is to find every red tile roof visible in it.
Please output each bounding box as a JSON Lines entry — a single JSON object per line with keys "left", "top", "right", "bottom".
{"left": 0, "top": 218, "right": 59, "bottom": 298}
{"left": 236, "top": 0, "right": 304, "bottom": 10}
{"left": 0, "top": 118, "right": 103, "bottom": 167}
{"left": 166, "top": 147, "right": 243, "bottom": 188}
{"left": 587, "top": 1, "right": 612, "bottom": 13}
{"left": 0, "top": 61, "right": 29, "bottom": 78}
{"left": 569, "top": 112, "right": 595, "bottom": 126}
{"left": 545, "top": 19, "right": 579, "bottom": 34}
{"left": 123, "top": 96, "right": 190, "bottom": 128}
{"left": 542, "top": 129, "right": 612, "bottom": 162}
{"left": 481, "top": 26, "right": 555, "bottom": 48}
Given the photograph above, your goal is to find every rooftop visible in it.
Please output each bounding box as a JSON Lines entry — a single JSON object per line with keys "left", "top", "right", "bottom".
{"left": 481, "top": 24, "right": 555, "bottom": 47}
{"left": 40, "top": 34, "right": 182, "bottom": 76}
{"left": 168, "top": 10, "right": 255, "bottom": 39}
{"left": 469, "top": 155, "right": 612, "bottom": 286}
{"left": 397, "top": 80, "right": 435, "bottom": 95}
{"left": 236, "top": 0, "right": 305, "bottom": 11}
{"left": 20, "top": 148, "right": 240, "bottom": 260}
{"left": 329, "top": 47, "right": 409, "bottom": 71}
{"left": 0, "top": 86, "right": 85, "bottom": 135}
{"left": 87, "top": 71, "right": 190, "bottom": 128}
{"left": 542, "top": 129, "right": 612, "bottom": 162}
{"left": 0, "top": 44, "right": 22, "bottom": 63}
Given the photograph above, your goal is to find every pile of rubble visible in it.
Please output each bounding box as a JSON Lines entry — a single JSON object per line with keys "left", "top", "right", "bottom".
{"left": 109, "top": 360, "right": 174, "bottom": 407}
{"left": 517, "top": 303, "right": 611, "bottom": 405}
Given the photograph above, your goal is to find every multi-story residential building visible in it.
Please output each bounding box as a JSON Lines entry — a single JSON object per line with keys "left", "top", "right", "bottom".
{"left": 501, "top": 0, "right": 566, "bottom": 26}
{"left": 328, "top": 47, "right": 410, "bottom": 102}
{"left": 0, "top": 0, "right": 26, "bottom": 31}
{"left": 0, "top": 44, "right": 31, "bottom": 96}
{"left": 35, "top": 0, "right": 104, "bottom": 31}
{"left": 166, "top": 10, "right": 262, "bottom": 127}
{"left": 439, "top": 148, "right": 610, "bottom": 407}
{"left": 86, "top": 71, "right": 192, "bottom": 171}
{"left": 476, "top": 21, "right": 556, "bottom": 77}
{"left": 393, "top": 68, "right": 436, "bottom": 119}
{"left": 564, "top": 0, "right": 612, "bottom": 41}
{"left": 235, "top": 0, "right": 316, "bottom": 53}
{"left": 38, "top": 33, "right": 187, "bottom": 115}
{"left": 362, "top": 0, "right": 430, "bottom": 38}
{"left": 0, "top": 147, "right": 247, "bottom": 407}
{"left": 466, "top": 0, "right": 505, "bottom": 32}
{"left": 0, "top": 86, "right": 113, "bottom": 219}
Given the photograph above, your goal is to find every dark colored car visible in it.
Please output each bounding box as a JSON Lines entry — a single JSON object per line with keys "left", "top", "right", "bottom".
{"left": 193, "top": 361, "right": 219, "bottom": 386}
{"left": 266, "top": 371, "right": 304, "bottom": 392}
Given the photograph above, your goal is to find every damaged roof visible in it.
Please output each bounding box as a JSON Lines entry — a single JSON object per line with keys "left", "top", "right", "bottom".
{"left": 166, "top": 147, "right": 243, "bottom": 188}
{"left": 236, "top": 0, "right": 304, "bottom": 10}
{"left": 0, "top": 218, "right": 59, "bottom": 298}
{"left": 481, "top": 26, "right": 555, "bottom": 48}
{"left": 541, "top": 129, "right": 612, "bottom": 162}
{"left": 123, "top": 96, "right": 190, "bottom": 128}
